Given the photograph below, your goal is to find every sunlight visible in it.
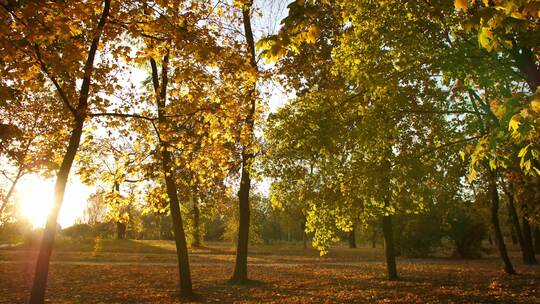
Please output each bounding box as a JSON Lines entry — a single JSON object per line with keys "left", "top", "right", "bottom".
{"left": 16, "top": 175, "right": 91, "bottom": 229}
{"left": 17, "top": 176, "right": 53, "bottom": 228}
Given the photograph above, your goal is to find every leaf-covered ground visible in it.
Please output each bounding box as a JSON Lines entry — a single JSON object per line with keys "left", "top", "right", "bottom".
{"left": 1, "top": 240, "right": 539, "bottom": 303}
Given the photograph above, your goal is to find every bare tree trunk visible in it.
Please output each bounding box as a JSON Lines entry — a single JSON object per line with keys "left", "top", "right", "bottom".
{"left": 161, "top": 152, "right": 193, "bottom": 296}
{"left": 521, "top": 214, "right": 537, "bottom": 264}
{"left": 0, "top": 168, "right": 22, "bottom": 216}
{"left": 192, "top": 197, "right": 201, "bottom": 248}
{"left": 116, "top": 222, "right": 126, "bottom": 240}
{"left": 301, "top": 217, "right": 307, "bottom": 249}
{"left": 230, "top": 1, "right": 257, "bottom": 284}
{"left": 381, "top": 156, "right": 397, "bottom": 280}
{"left": 382, "top": 211, "right": 398, "bottom": 280}
{"left": 150, "top": 53, "right": 193, "bottom": 296}
{"left": 112, "top": 182, "right": 126, "bottom": 240}
{"left": 231, "top": 163, "right": 251, "bottom": 283}
{"left": 534, "top": 226, "right": 540, "bottom": 254}
{"left": 504, "top": 182, "right": 535, "bottom": 264}
{"left": 509, "top": 225, "right": 518, "bottom": 245}
{"left": 487, "top": 169, "right": 516, "bottom": 275}
{"left": 348, "top": 225, "right": 357, "bottom": 249}
{"left": 30, "top": 120, "right": 84, "bottom": 304}
{"left": 29, "top": 2, "right": 110, "bottom": 302}
{"left": 510, "top": 47, "right": 540, "bottom": 91}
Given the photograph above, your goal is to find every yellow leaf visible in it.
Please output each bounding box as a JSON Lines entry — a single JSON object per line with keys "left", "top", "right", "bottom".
{"left": 455, "top": 0, "right": 468, "bottom": 11}
{"left": 479, "top": 27, "right": 494, "bottom": 51}
{"left": 305, "top": 26, "right": 319, "bottom": 44}
{"left": 489, "top": 159, "right": 496, "bottom": 170}
{"left": 531, "top": 100, "right": 540, "bottom": 112}
{"left": 508, "top": 115, "right": 520, "bottom": 131}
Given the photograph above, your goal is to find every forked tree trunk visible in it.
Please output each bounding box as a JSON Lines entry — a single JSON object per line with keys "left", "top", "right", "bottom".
{"left": 230, "top": 1, "right": 257, "bottom": 284}
{"left": 504, "top": 183, "right": 535, "bottom": 264}
{"left": 150, "top": 53, "right": 193, "bottom": 296}
{"left": 348, "top": 225, "right": 357, "bottom": 249}
{"left": 29, "top": 1, "right": 110, "bottom": 302}
{"left": 487, "top": 169, "right": 516, "bottom": 275}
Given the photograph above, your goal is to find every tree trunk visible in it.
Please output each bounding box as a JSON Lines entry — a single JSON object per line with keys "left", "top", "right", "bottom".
{"left": 0, "top": 168, "right": 22, "bottom": 216}
{"left": 192, "top": 198, "right": 201, "bottom": 248}
{"left": 151, "top": 53, "right": 193, "bottom": 296}
{"left": 161, "top": 153, "right": 193, "bottom": 296}
{"left": 29, "top": 1, "right": 110, "bottom": 302}
{"left": 301, "top": 218, "right": 307, "bottom": 249}
{"left": 116, "top": 222, "right": 126, "bottom": 240}
{"left": 510, "top": 47, "right": 540, "bottom": 92}
{"left": 230, "top": 1, "right": 257, "bottom": 284}
{"left": 521, "top": 215, "right": 537, "bottom": 264}
{"left": 534, "top": 227, "right": 540, "bottom": 254}
{"left": 382, "top": 213, "right": 398, "bottom": 280}
{"left": 372, "top": 229, "right": 377, "bottom": 248}
{"left": 230, "top": 164, "right": 251, "bottom": 283}
{"left": 487, "top": 169, "right": 516, "bottom": 275}
{"left": 504, "top": 183, "right": 535, "bottom": 264}
{"left": 348, "top": 225, "right": 357, "bottom": 249}
{"left": 29, "top": 120, "right": 84, "bottom": 304}
{"left": 510, "top": 227, "right": 517, "bottom": 245}
{"left": 113, "top": 182, "right": 126, "bottom": 240}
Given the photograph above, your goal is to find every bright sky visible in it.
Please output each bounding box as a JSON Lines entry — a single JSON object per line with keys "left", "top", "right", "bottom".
{"left": 15, "top": 175, "right": 92, "bottom": 228}
{"left": 10, "top": 0, "right": 292, "bottom": 229}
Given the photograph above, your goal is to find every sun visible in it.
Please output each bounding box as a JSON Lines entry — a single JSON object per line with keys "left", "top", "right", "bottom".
{"left": 17, "top": 176, "right": 54, "bottom": 228}
{"left": 16, "top": 175, "right": 91, "bottom": 229}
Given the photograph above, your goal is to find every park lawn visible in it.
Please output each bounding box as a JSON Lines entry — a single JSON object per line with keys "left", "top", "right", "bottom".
{"left": 0, "top": 240, "right": 539, "bottom": 303}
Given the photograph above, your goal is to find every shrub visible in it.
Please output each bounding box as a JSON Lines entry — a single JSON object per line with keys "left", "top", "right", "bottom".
{"left": 394, "top": 214, "right": 445, "bottom": 258}
{"left": 0, "top": 220, "right": 32, "bottom": 245}
{"left": 61, "top": 223, "right": 96, "bottom": 240}
{"left": 446, "top": 206, "right": 487, "bottom": 259}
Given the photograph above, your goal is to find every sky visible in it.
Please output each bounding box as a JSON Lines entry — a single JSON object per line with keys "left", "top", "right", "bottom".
{"left": 11, "top": 0, "right": 293, "bottom": 229}
{"left": 16, "top": 175, "right": 93, "bottom": 228}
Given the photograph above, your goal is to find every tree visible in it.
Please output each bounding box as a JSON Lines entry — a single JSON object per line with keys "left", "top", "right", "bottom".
{"left": 78, "top": 136, "right": 150, "bottom": 239}
{"left": 0, "top": 88, "right": 65, "bottom": 222}
{"left": 88, "top": 0, "right": 253, "bottom": 294}
{"left": 1, "top": 1, "right": 115, "bottom": 302}
{"left": 230, "top": 0, "right": 260, "bottom": 284}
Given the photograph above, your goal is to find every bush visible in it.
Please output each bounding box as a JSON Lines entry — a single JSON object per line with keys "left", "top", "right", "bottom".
{"left": 61, "top": 223, "right": 96, "bottom": 240}
{"left": 0, "top": 220, "right": 32, "bottom": 245}
{"left": 446, "top": 206, "right": 487, "bottom": 259}
{"left": 394, "top": 214, "right": 445, "bottom": 258}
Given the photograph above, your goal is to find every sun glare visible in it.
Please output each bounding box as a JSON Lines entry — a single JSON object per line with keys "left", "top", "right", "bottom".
{"left": 16, "top": 175, "right": 90, "bottom": 229}
{"left": 17, "top": 177, "right": 54, "bottom": 228}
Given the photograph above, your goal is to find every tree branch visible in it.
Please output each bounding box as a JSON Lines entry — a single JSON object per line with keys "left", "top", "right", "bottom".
{"left": 396, "top": 109, "right": 481, "bottom": 115}
{"left": 33, "top": 45, "right": 78, "bottom": 117}
{"left": 89, "top": 112, "right": 157, "bottom": 121}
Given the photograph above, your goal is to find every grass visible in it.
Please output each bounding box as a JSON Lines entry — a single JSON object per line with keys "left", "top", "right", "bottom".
{"left": 0, "top": 240, "right": 539, "bottom": 303}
